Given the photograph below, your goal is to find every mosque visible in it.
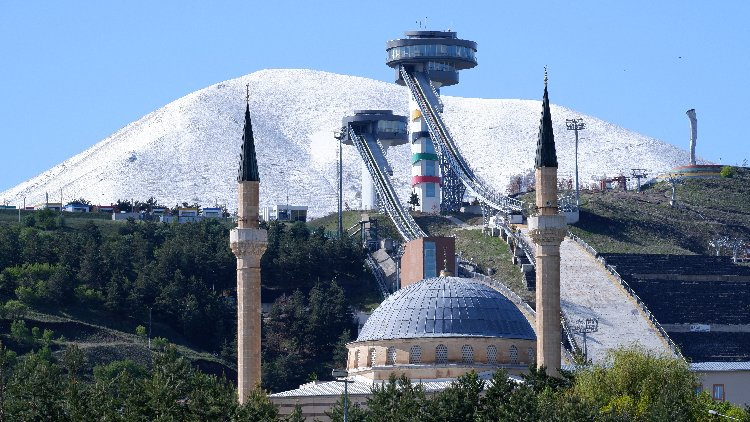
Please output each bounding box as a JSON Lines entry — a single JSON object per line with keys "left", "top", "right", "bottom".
{"left": 222, "top": 68, "right": 567, "bottom": 419}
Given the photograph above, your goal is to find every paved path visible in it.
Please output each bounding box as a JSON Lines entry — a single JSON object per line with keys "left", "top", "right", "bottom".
{"left": 522, "top": 231, "right": 672, "bottom": 362}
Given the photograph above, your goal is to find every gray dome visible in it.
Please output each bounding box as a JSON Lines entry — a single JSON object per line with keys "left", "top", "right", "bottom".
{"left": 357, "top": 276, "right": 536, "bottom": 341}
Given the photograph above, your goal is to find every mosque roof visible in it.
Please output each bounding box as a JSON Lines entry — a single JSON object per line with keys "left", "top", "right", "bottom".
{"left": 356, "top": 276, "right": 536, "bottom": 342}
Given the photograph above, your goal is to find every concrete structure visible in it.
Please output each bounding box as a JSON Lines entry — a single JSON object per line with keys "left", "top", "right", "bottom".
{"left": 687, "top": 108, "right": 698, "bottom": 166}
{"left": 527, "top": 73, "right": 567, "bottom": 376}
{"left": 386, "top": 30, "right": 477, "bottom": 213}
{"left": 34, "top": 202, "right": 62, "bottom": 211}
{"left": 340, "top": 110, "right": 408, "bottom": 210}
{"left": 399, "top": 236, "right": 455, "bottom": 288}
{"left": 229, "top": 98, "right": 268, "bottom": 403}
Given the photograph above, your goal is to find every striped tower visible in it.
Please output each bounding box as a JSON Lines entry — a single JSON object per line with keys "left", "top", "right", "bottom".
{"left": 229, "top": 91, "right": 267, "bottom": 403}
{"left": 527, "top": 71, "right": 567, "bottom": 377}
{"left": 409, "top": 97, "right": 441, "bottom": 213}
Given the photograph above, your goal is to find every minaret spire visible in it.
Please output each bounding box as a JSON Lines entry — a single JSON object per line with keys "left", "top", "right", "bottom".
{"left": 535, "top": 67, "right": 557, "bottom": 168}
{"left": 238, "top": 85, "right": 260, "bottom": 182}
{"left": 528, "top": 69, "right": 567, "bottom": 377}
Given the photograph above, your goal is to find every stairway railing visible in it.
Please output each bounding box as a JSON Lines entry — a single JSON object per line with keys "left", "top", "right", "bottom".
{"left": 400, "top": 66, "right": 523, "bottom": 213}
{"left": 348, "top": 126, "right": 425, "bottom": 241}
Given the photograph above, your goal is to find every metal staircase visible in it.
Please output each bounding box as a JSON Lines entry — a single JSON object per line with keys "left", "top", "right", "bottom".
{"left": 347, "top": 126, "right": 426, "bottom": 241}
{"left": 400, "top": 66, "right": 524, "bottom": 214}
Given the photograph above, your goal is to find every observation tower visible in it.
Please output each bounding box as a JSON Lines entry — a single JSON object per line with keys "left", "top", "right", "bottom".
{"left": 386, "top": 31, "right": 478, "bottom": 213}
{"left": 341, "top": 110, "right": 408, "bottom": 211}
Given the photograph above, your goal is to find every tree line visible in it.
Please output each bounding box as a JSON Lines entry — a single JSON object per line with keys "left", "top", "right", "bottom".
{"left": 0, "top": 213, "right": 365, "bottom": 384}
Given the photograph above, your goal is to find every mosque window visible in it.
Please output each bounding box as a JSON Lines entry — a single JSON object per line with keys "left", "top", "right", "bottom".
{"left": 461, "top": 345, "right": 474, "bottom": 364}
{"left": 386, "top": 346, "right": 396, "bottom": 365}
{"left": 354, "top": 349, "right": 361, "bottom": 368}
{"left": 486, "top": 345, "right": 498, "bottom": 364}
{"left": 409, "top": 345, "right": 422, "bottom": 364}
{"left": 435, "top": 344, "right": 448, "bottom": 364}
{"left": 509, "top": 345, "right": 518, "bottom": 364}
{"left": 713, "top": 384, "right": 725, "bottom": 401}
{"left": 368, "top": 348, "right": 377, "bottom": 367}
{"left": 528, "top": 348, "right": 535, "bottom": 364}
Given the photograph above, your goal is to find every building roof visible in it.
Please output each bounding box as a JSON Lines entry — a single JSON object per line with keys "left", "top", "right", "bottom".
{"left": 690, "top": 361, "right": 750, "bottom": 372}
{"left": 238, "top": 102, "right": 260, "bottom": 182}
{"left": 534, "top": 70, "right": 557, "bottom": 168}
{"left": 270, "top": 372, "right": 517, "bottom": 398}
{"left": 356, "top": 276, "right": 535, "bottom": 342}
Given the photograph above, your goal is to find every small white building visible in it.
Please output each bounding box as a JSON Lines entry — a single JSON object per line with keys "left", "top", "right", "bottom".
{"left": 63, "top": 204, "right": 91, "bottom": 213}
{"left": 260, "top": 204, "right": 308, "bottom": 222}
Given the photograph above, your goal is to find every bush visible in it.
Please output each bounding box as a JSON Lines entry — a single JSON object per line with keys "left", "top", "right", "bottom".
{"left": 720, "top": 165, "right": 736, "bottom": 178}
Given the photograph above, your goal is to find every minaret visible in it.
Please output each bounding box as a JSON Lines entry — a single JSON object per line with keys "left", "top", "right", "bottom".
{"left": 527, "top": 70, "right": 567, "bottom": 376}
{"left": 230, "top": 86, "right": 267, "bottom": 403}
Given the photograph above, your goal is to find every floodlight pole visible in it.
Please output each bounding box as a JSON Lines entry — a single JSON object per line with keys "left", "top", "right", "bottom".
{"left": 335, "top": 129, "right": 344, "bottom": 239}
{"left": 566, "top": 119, "right": 586, "bottom": 207}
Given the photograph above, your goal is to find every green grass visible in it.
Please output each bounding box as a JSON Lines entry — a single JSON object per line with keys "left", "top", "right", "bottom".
{"left": 570, "top": 167, "right": 750, "bottom": 255}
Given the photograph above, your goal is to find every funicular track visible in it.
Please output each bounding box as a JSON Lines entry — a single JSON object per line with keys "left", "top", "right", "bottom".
{"left": 346, "top": 126, "right": 426, "bottom": 241}
{"left": 400, "top": 66, "right": 524, "bottom": 214}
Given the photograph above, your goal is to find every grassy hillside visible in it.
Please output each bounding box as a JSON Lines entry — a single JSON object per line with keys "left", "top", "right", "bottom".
{"left": 570, "top": 167, "right": 750, "bottom": 255}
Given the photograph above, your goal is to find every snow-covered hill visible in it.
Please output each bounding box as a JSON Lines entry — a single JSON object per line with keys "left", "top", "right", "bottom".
{"left": 0, "top": 69, "right": 701, "bottom": 218}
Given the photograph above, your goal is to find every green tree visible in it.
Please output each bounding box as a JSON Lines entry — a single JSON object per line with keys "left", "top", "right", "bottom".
{"left": 427, "top": 371, "right": 484, "bottom": 421}
{"left": 233, "top": 387, "right": 279, "bottom": 421}
{"left": 325, "top": 394, "right": 367, "bottom": 422}
{"left": 365, "top": 374, "right": 427, "bottom": 421}
{"left": 574, "top": 347, "right": 699, "bottom": 421}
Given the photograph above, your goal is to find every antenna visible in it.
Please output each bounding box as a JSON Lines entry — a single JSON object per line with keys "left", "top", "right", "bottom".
{"left": 245, "top": 83, "right": 250, "bottom": 105}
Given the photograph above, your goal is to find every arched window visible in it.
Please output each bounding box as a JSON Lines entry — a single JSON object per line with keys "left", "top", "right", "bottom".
{"left": 354, "top": 349, "right": 361, "bottom": 368}
{"left": 386, "top": 346, "right": 396, "bottom": 365}
{"left": 528, "top": 348, "right": 535, "bottom": 364}
{"left": 486, "top": 345, "right": 498, "bottom": 364}
{"left": 461, "top": 345, "right": 474, "bottom": 364}
{"left": 368, "top": 347, "right": 377, "bottom": 367}
{"left": 435, "top": 344, "right": 448, "bottom": 364}
{"left": 409, "top": 345, "right": 422, "bottom": 364}
{"left": 509, "top": 345, "right": 518, "bottom": 364}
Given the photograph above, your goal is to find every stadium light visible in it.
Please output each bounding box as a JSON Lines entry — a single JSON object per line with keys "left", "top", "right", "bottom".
{"left": 565, "top": 118, "right": 586, "bottom": 207}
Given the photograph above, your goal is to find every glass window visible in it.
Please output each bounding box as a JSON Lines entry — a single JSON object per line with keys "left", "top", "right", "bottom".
{"left": 712, "top": 384, "right": 725, "bottom": 401}
{"left": 509, "top": 345, "right": 518, "bottom": 364}
{"left": 354, "top": 349, "right": 361, "bottom": 368}
{"left": 424, "top": 241, "right": 436, "bottom": 277}
{"left": 424, "top": 162, "right": 436, "bottom": 176}
{"left": 423, "top": 140, "right": 435, "bottom": 154}
{"left": 487, "top": 345, "right": 498, "bottom": 364}
{"left": 528, "top": 348, "right": 535, "bottom": 364}
{"left": 426, "top": 183, "right": 436, "bottom": 198}
{"left": 435, "top": 344, "right": 448, "bottom": 364}
{"left": 409, "top": 345, "right": 422, "bottom": 364}
{"left": 461, "top": 345, "right": 474, "bottom": 364}
{"left": 386, "top": 346, "right": 396, "bottom": 365}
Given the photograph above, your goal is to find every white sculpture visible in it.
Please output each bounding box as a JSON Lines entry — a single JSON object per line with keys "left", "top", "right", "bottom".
{"left": 686, "top": 109, "right": 697, "bottom": 166}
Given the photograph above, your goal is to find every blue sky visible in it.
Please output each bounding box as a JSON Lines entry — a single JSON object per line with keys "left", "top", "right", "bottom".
{"left": 1, "top": 1, "right": 748, "bottom": 192}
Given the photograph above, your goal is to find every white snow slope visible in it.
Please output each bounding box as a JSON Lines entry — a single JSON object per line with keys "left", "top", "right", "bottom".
{"left": 0, "top": 69, "right": 701, "bottom": 218}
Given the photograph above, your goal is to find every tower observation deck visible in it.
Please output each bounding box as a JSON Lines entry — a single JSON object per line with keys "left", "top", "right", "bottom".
{"left": 342, "top": 110, "right": 409, "bottom": 211}
{"left": 386, "top": 30, "right": 522, "bottom": 215}
{"left": 340, "top": 110, "right": 425, "bottom": 241}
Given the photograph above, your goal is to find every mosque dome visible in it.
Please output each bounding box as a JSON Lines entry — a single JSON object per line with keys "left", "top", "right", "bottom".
{"left": 357, "top": 276, "right": 535, "bottom": 342}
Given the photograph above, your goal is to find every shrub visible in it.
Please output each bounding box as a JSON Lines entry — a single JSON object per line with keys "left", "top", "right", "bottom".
{"left": 720, "top": 165, "right": 736, "bottom": 178}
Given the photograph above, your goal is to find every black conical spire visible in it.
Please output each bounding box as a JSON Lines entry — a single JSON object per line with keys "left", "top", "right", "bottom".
{"left": 238, "top": 84, "right": 260, "bottom": 182}
{"left": 535, "top": 68, "right": 558, "bottom": 168}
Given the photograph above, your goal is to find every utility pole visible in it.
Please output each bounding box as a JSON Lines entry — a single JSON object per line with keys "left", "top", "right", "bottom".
{"left": 631, "top": 168, "right": 648, "bottom": 192}
{"left": 565, "top": 118, "right": 586, "bottom": 207}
